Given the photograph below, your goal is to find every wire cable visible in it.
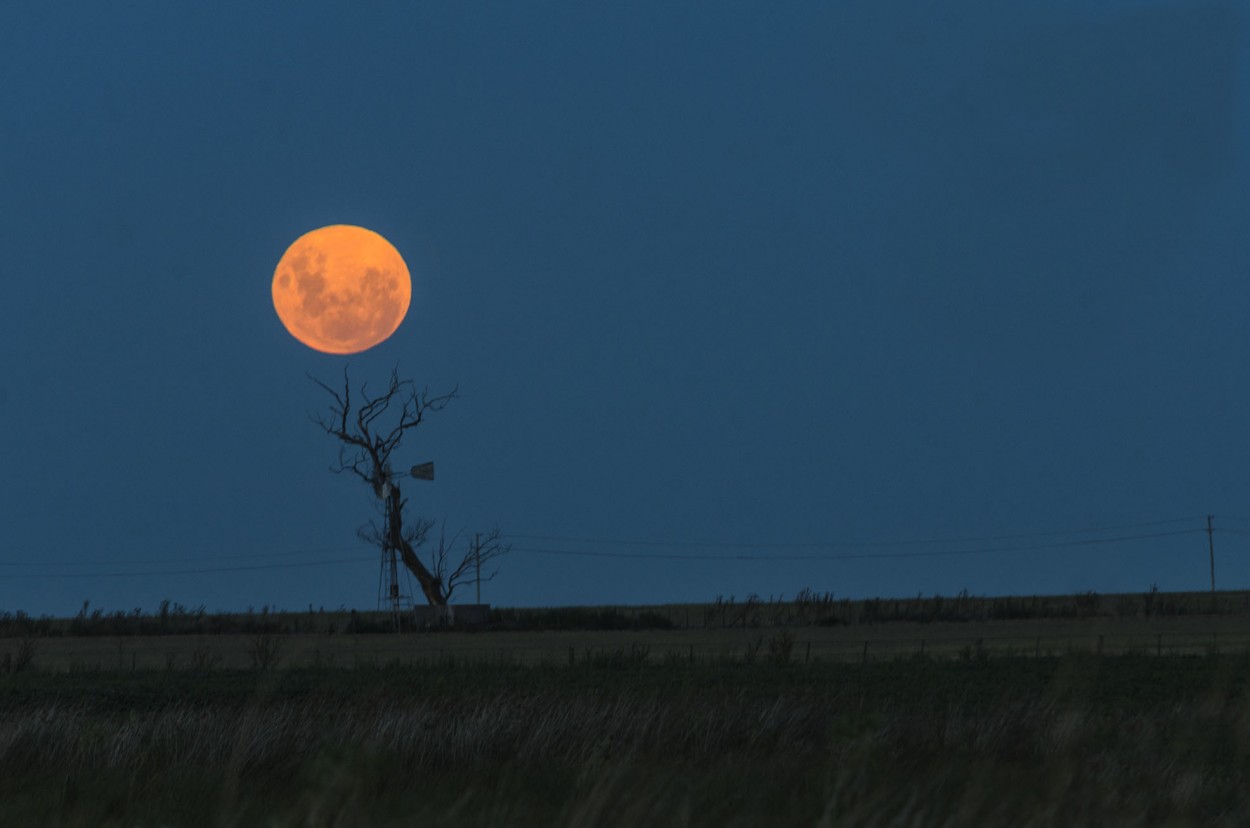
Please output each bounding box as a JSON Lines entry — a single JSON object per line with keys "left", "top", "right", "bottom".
{"left": 507, "top": 516, "right": 1206, "bottom": 550}
{"left": 0, "top": 519, "right": 1214, "bottom": 578}
{"left": 511, "top": 528, "right": 1202, "bottom": 561}
{"left": 0, "top": 545, "right": 377, "bottom": 568}
{"left": 0, "top": 555, "right": 378, "bottom": 580}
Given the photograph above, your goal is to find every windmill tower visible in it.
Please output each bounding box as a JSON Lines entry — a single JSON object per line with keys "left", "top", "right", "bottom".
{"left": 376, "top": 470, "right": 413, "bottom": 631}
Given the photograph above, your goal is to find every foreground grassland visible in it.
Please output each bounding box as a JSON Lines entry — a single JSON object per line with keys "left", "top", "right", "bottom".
{"left": 3, "top": 591, "right": 1249, "bottom": 825}
{"left": 2, "top": 654, "right": 1250, "bottom": 826}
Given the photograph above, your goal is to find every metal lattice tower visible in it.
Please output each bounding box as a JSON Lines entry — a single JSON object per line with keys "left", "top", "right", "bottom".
{"left": 376, "top": 478, "right": 412, "bottom": 631}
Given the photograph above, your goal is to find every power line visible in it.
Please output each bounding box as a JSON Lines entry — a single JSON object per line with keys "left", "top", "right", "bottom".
{"left": 0, "top": 555, "right": 376, "bottom": 580}
{"left": 510, "top": 528, "right": 1203, "bottom": 562}
{"left": 0, "top": 518, "right": 1222, "bottom": 579}
{"left": 508, "top": 516, "right": 1206, "bottom": 551}
{"left": 0, "top": 545, "right": 376, "bottom": 568}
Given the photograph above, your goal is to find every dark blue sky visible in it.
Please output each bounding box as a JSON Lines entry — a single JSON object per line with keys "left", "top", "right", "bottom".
{"left": 3, "top": 2, "right": 1248, "bottom": 616}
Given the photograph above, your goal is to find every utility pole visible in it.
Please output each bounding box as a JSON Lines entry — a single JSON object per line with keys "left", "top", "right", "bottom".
{"left": 475, "top": 532, "right": 481, "bottom": 604}
{"left": 1207, "top": 514, "right": 1216, "bottom": 593}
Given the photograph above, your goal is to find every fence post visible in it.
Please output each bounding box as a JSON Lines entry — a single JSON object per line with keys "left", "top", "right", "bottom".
{"left": 805, "top": 641, "right": 811, "bottom": 665}
{"left": 1157, "top": 634, "right": 1162, "bottom": 657}
{"left": 568, "top": 646, "right": 574, "bottom": 666}
{"left": 1035, "top": 637, "right": 1040, "bottom": 658}
{"left": 1097, "top": 635, "right": 1104, "bottom": 656}
{"left": 861, "top": 640, "right": 869, "bottom": 665}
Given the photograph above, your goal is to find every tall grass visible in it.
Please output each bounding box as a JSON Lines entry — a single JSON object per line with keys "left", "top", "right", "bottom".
{"left": 2, "top": 654, "right": 1249, "bottom": 825}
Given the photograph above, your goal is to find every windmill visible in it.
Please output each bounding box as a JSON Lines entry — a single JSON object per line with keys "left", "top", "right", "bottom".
{"left": 376, "top": 462, "right": 435, "bottom": 630}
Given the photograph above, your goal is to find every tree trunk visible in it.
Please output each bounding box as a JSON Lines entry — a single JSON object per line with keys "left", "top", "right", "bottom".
{"left": 386, "top": 484, "right": 446, "bottom": 606}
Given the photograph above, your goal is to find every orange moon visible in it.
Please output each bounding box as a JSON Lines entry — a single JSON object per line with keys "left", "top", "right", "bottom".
{"left": 272, "top": 225, "right": 412, "bottom": 354}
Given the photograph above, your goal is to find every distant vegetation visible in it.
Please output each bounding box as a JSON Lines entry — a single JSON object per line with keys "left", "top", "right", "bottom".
{"left": 704, "top": 585, "right": 1250, "bottom": 627}
{"left": 1, "top": 586, "right": 1247, "bottom": 639}
{"left": 0, "top": 601, "right": 681, "bottom": 638}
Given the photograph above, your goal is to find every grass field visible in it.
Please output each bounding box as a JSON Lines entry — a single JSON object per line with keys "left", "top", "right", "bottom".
{"left": 8, "top": 612, "right": 1250, "bottom": 674}
{"left": 6, "top": 588, "right": 1250, "bottom": 672}
{"left": 3, "top": 654, "right": 1250, "bottom": 826}
{"left": 3, "top": 590, "right": 1250, "bottom": 825}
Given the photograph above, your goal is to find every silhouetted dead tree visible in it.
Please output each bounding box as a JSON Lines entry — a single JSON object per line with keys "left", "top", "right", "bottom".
{"left": 429, "top": 523, "right": 510, "bottom": 604}
{"left": 310, "top": 367, "right": 490, "bottom": 607}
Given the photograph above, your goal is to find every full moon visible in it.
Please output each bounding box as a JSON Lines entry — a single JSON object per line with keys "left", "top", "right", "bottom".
{"left": 272, "top": 225, "right": 412, "bottom": 355}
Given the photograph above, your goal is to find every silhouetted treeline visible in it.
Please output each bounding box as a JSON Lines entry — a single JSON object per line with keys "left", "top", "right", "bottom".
{"left": 704, "top": 585, "right": 1250, "bottom": 628}
{"left": 1, "top": 586, "right": 1248, "bottom": 638}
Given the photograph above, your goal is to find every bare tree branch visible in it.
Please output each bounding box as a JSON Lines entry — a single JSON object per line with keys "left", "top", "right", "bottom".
{"left": 437, "top": 526, "right": 511, "bottom": 604}
{"left": 310, "top": 366, "right": 492, "bottom": 608}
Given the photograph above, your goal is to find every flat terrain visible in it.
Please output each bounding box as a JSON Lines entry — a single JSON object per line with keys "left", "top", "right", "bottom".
{"left": 2, "top": 591, "right": 1250, "bottom": 825}
{"left": 13, "top": 610, "right": 1250, "bottom": 671}
{"left": 3, "top": 653, "right": 1250, "bottom": 826}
